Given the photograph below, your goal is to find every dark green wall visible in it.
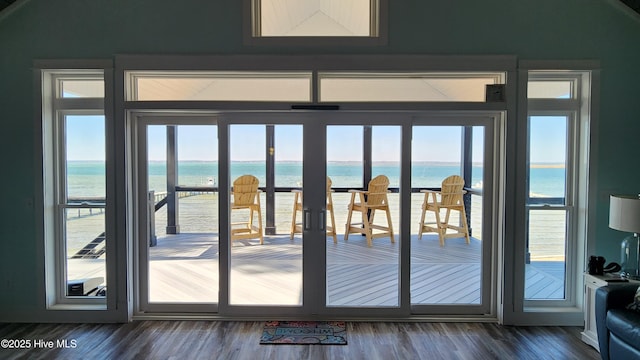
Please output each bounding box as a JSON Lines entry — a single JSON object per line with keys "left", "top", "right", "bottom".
{"left": 1, "top": 0, "right": 640, "bottom": 320}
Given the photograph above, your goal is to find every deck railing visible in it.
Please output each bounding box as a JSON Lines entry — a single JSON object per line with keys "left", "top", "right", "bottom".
{"left": 71, "top": 188, "right": 564, "bottom": 254}
{"left": 156, "top": 185, "right": 485, "bottom": 237}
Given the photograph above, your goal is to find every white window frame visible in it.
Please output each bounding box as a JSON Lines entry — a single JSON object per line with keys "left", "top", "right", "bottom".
{"left": 118, "top": 54, "right": 515, "bottom": 322}
{"left": 506, "top": 66, "right": 596, "bottom": 325}
{"left": 40, "top": 69, "right": 108, "bottom": 309}
{"left": 243, "top": 0, "right": 388, "bottom": 46}
{"left": 524, "top": 110, "right": 577, "bottom": 307}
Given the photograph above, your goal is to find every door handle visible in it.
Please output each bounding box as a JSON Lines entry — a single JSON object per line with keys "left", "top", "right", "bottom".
{"left": 319, "top": 209, "right": 325, "bottom": 231}
{"left": 304, "top": 209, "right": 312, "bottom": 231}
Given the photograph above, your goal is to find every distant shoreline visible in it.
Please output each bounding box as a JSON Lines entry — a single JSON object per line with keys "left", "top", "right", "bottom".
{"left": 69, "top": 159, "right": 566, "bottom": 169}
{"left": 530, "top": 163, "right": 565, "bottom": 169}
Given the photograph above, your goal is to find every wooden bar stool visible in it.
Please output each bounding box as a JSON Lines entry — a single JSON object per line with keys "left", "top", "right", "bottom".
{"left": 230, "top": 174, "right": 263, "bottom": 244}
{"left": 344, "top": 175, "right": 395, "bottom": 247}
{"left": 418, "top": 174, "right": 470, "bottom": 246}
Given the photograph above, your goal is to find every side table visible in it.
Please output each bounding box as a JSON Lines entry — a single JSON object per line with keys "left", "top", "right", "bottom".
{"left": 581, "top": 273, "right": 640, "bottom": 351}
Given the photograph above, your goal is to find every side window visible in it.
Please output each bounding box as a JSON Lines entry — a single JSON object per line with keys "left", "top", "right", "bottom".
{"left": 525, "top": 114, "right": 570, "bottom": 300}
{"left": 61, "top": 114, "right": 107, "bottom": 296}
{"left": 524, "top": 71, "right": 588, "bottom": 305}
{"left": 43, "top": 72, "right": 107, "bottom": 305}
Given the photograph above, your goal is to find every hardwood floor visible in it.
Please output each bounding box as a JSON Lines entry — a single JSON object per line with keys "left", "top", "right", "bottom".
{"left": 0, "top": 321, "right": 599, "bottom": 360}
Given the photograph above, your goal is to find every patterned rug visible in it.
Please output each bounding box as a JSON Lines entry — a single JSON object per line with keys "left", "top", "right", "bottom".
{"left": 259, "top": 321, "right": 347, "bottom": 345}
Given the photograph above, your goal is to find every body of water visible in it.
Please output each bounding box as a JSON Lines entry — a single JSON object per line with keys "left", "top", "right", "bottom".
{"left": 67, "top": 161, "right": 565, "bottom": 198}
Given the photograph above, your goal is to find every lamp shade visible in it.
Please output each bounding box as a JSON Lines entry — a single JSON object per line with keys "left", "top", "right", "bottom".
{"left": 609, "top": 195, "right": 640, "bottom": 233}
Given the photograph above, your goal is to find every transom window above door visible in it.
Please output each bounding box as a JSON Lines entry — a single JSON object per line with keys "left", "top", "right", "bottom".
{"left": 126, "top": 71, "right": 313, "bottom": 102}
{"left": 125, "top": 70, "right": 505, "bottom": 103}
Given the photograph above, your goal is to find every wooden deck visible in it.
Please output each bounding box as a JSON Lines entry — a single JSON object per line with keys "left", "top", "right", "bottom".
{"left": 66, "top": 193, "right": 566, "bottom": 308}
{"left": 143, "top": 231, "right": 564, "bottom": 306}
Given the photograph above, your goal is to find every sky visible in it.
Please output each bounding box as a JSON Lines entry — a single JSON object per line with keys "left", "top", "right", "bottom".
{"left": 65, "top": 116, "right": 568, "bottom": 164}
{"left": 146, "top": 124, "right": 483, "bottom": 162}
{"left": 529, "top": 116, "right": 567, "bottom": 163}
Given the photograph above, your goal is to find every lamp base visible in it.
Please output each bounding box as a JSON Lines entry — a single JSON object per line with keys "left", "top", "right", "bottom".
{"left": 620, "top": 233, "right": 640, "bottom": 279}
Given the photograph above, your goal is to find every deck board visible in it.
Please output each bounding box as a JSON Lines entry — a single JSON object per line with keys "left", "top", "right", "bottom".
{"left": 66, "top": 194, "right": 567, "bottom": 309}
{"left": 140, "top": 232, "right": 565, "bottom": 307}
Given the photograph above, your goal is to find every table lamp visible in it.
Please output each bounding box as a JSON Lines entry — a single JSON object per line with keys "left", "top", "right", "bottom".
{"left": 609, "top": 194, "right": 640, "bottom": 279}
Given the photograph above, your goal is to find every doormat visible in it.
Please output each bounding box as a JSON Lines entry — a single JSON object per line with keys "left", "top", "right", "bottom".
{"left": 259, "top": 321, "right": 347, "bottom": 345}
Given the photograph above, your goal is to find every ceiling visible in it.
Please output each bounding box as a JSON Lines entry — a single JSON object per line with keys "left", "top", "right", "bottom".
{"left": 622, "top": 0, "right": 640, "bottom": 12}
{"left": 0, "top": 0, "right": 17, "bottom": 12}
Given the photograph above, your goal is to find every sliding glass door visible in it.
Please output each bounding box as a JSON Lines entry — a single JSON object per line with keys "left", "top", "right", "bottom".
{"left": 325, "top": 124, "right": 402, "bottom": 309}
{"left": 227, "top": 123, "right": 305, "bottom": 307}
{"left": 409, "top": 115, "right": 496, "bottom": 315}
{"left": 136, "top": 116, "right": 219, "bottom": 312}
{"left": 133, "top": 111, "right": 498, "bottom": 318}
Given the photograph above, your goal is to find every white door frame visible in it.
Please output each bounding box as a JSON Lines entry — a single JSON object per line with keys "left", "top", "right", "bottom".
{"left": 130, "top": 110, "right": 503, "bottom": 320}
